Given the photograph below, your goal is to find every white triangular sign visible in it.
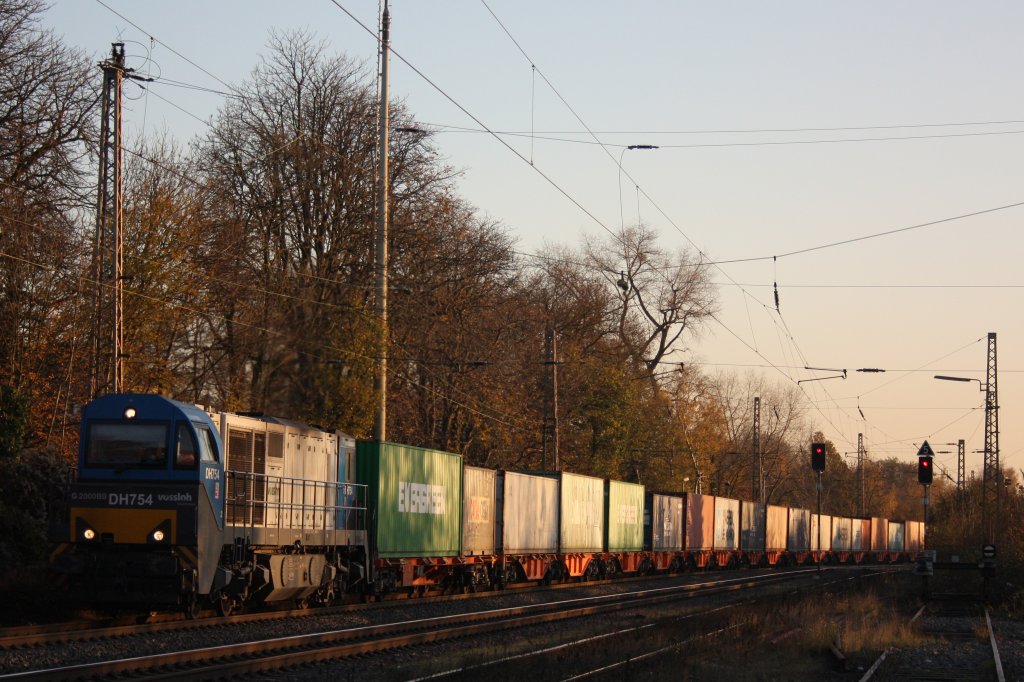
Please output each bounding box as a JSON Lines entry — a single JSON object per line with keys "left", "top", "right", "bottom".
{"left": 917, "top": 441, "right": 934, "bottom": 457}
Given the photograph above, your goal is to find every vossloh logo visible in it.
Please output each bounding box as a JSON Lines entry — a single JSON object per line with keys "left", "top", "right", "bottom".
{"left": 398, "top": 482, "right": 446, "bottom": 515}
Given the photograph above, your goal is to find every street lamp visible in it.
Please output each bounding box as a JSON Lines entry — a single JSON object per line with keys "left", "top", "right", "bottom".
{"left": 934, "top": 375, "right": 983, "bottom": 389}
{"left": 618, "top": 144, "right": 658, "bottom": 231}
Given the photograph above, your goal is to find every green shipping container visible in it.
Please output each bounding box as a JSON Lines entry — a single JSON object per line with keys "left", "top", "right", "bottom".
{"left": 605, "top": 480, "right": 645, "bottom": 551}
{"left": 356, "top": 441, "right": 462, "bottom": 558}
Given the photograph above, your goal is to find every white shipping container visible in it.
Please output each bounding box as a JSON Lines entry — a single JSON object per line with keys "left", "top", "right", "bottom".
{"left": 714, "top": 496, "right": 740, "bottom": 550}
{"left": 501, "top": 472, "right": 559, "bottom": 554}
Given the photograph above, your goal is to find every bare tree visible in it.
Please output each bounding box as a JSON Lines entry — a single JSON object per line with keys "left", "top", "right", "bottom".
{"left": 0, "top": 0, "right": 96, "bottom": 452}
{"left": 586, "top": 225, "right": 716, "bottom": 381}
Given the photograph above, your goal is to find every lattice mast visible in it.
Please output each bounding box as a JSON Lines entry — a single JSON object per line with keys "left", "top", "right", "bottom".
{"left": 982, "top": 332, "right": 999, "bottom": 545}
{"left": 751, "top": 396, "right": 761, "bottom": 503}
{"left": 90, "top": 43, "right": 126, "bottom": 398}
{"left": 857, "top": 433, "right": 865, "bottom": 517}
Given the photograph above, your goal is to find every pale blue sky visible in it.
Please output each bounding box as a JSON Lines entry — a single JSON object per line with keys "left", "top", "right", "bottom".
{"left": 43, "top": 1, "right": 1024, "bottom": 475}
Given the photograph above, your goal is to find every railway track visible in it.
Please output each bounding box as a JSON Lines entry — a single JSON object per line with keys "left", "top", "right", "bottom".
{"left": 0, "top": 569, "right": 704, "bottom": 649}
{"left": 0, "top": 567, "right": 826, "bottom": 680}
{"left": 862, "top": 597, "right": 1005, "bottom": 682}
{"left": 422, "top": 566, "right": 897, "bottom": 680}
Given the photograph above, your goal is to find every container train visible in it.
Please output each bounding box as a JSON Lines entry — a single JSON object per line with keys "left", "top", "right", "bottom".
{"left": 50, "top": 393, "right": 925, "bottom": 616}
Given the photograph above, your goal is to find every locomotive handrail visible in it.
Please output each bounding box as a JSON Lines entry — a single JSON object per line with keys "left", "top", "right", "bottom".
{"left": 223, "top": 470, "right": 367, "bottom": 535}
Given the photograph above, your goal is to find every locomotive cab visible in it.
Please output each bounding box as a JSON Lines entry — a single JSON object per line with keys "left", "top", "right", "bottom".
{"left": 54, "top": 394, "right": 225, "bottom": 615}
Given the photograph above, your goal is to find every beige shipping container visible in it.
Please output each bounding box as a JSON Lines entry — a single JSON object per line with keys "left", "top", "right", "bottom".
{"left": 871, "top": 517, "right": 887, "bottom": 553}
{"left": 686, "top": 493, "right": 715, "bottom": 550}
{"left": 462, "top": 466, "right": 496, "bottom": 556}
{"left": 766, "top": 505, "right": 788, "bottom": 551}
{"left": 559, "top": 472, "right": 605, "bottom": 553}
{"left": 811, "top": 514, "right": 832, "bottom": 551}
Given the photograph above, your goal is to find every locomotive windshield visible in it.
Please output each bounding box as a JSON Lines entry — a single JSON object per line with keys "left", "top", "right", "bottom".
{"left": 86, "top": 422, "right": 168, "bottom": 468}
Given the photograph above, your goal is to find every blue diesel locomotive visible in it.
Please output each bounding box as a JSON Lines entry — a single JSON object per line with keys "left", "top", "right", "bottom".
{"left": 51, "top": 393, "right": 369, "bottom": 616}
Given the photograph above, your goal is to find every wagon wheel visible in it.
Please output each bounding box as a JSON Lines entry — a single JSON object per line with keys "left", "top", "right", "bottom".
{"left": 503, "top": 563, "right": 519, "bottom": 585}
{"left": 216, "top": 592, "right": 235, "bottom": 617}
{"left": 668, "top": 556, "right": 682, "bottom": 574}
{"left": 584, "top": 561, "right": 600, "bottom": 581}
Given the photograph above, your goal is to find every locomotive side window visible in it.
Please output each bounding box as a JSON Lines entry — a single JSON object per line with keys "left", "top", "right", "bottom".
{"left": 175, "top": 423, "right": 198, "bottom": 468}
{"left": 196, "top": 425, "right": 218, "bottom": 463}
{"left": 86, "top": 422, "right": 168, "bottom": 467}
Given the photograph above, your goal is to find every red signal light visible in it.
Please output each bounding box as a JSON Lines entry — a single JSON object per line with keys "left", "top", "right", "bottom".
{"left": 918, "top": 455, "right": 933, "bottom": 484}
{"left": 811, "top": 442, "right": 826, "bottom": 472}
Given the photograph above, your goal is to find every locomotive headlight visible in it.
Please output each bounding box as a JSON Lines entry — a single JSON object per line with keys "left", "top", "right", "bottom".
{"left": 124, "top": 407, "right": 137, "bottom": 419}
{"left": 82, "top": 528, "right": 96, "bottom": 540}
{"left": 152, "top": 530, "right": 165, "bottom": 542}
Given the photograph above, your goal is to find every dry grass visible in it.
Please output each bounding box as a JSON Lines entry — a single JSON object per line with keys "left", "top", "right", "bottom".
{"left": 779, "top": 589, "right": 926, "bottom": 654}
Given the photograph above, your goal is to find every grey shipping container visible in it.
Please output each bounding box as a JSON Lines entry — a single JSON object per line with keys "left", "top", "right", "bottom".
{"left": 500, "top": 471, "right": 559, "bottom": 554}
{"left": 462, "top": 466, "right": 497, "bottom": 556}
{"left": 645, "top": 493, "right": 684, "bottom": 551}
{"left": 740, "top": 501, "right": 766, "bottom": 551}
{"left": 606, "top": 480, "right": 645, "bottom": 552}
{"left": 356, "top": 441, "right": 462, "bottom": 558}
{"left": 686, "top": 493, "right": 715, "bottom": 550}
{"left": 560, "top": 472, "right": 605, "bottom": 552}
{"left": 714, "top": 496, "right": 740, "bottom": 550}
{"left": 766, "top": 505, "right": 788, "bottom": 551}
{"left": 788, "top": 508, "right": 811, "bottom": 551}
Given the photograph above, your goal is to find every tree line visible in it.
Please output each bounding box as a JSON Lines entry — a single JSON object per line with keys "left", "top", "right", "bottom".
{"left": 0, "top": 3, "right": 947, "bottom": 567}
